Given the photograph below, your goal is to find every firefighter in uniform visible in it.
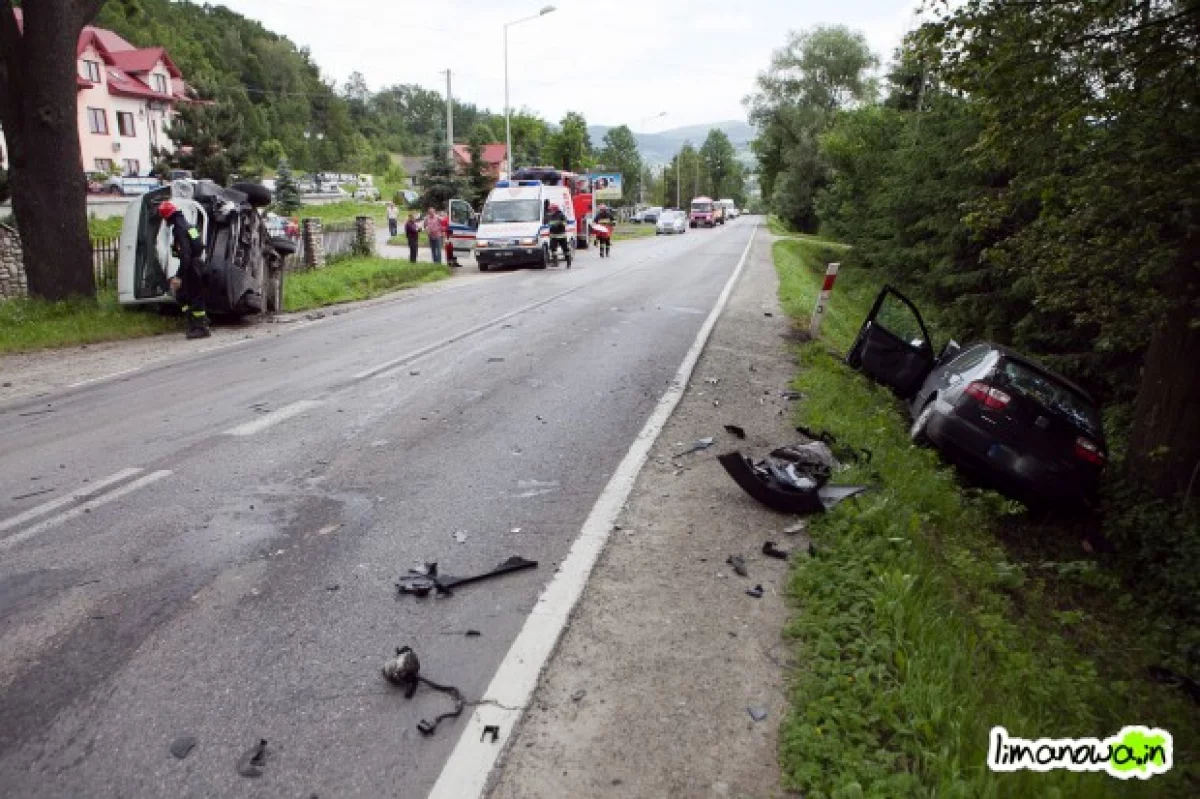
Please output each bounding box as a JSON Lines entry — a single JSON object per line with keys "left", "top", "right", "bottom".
{"left": 158, "top": 201, "right": 211, "bottom": 339}
{"left": 593, "top": 203, "right": 615, "bottom": 258}
{"left": 546, "top": 203, "right": 572, "bottom": 268}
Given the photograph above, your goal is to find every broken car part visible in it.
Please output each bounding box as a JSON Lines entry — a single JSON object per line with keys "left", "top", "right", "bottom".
{"left": 747, "top": 707, "right": 768, "bottom": 722}
{"left": 382, "top": 646, "right": 466, "bottom": 735}
{"left": 818, "top": 485, "right": 869, "bottom": 510}
{"left": 726, "top": 555, "right": 748, "bottom": 577}
{"left": 481, "top": 725, "right": 500, "bottom": 743}
{"left": 170, "top": 735, "right": 197, "bottom": 760}
{"left": 718, "top": 452, "right": 824, "bottom": 515}
{"left": 679, "top": 437, "right": 715, "bottom": 455}
{"left": 237, "top": 739, "right": 269, "bottom": 778}
{"left": 745, "top": 585, "right": 764, "bottom": 599}
{"left": 762, "top": 542, "right": 789, "bottom": 560}
{"left": 396, "top": 556, "right": 538, "bottom": 598}
{"left": 723, "top": 424, "right": 747, "bottom": 440}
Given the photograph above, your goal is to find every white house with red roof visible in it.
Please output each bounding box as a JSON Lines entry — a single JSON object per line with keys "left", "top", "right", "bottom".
{"left": 0, "top": 11, "right": 191, "bottom": 177}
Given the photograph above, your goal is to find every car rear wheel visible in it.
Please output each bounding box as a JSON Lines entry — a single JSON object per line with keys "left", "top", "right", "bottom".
{"left": 911, "top": 399, "right": 936, "bottom": 446}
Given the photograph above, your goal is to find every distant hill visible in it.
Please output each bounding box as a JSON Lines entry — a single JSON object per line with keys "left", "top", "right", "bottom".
{"left": 588, "top": 120, "right": 756, "bottom": 168}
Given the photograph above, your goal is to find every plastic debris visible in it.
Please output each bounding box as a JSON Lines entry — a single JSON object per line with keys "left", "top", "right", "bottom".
{"left": 680, "top": 437, "right": 716, "bottom": 455}
{"left": 170, "top": 735, "right": 197, "bottom": 760}
{"left": 745, "top": 585, "right": 764, "bottom": 599}
{"left": 383, "top": 645, "right": 466, "bottom": 735}
{"left": 453, "top": 530, "right": 467, "bottom": 544}
{"left": 571, "top": 689, "right": 587, "bottom": 702}
{"left": 236, "top": 739, "right": 269, "bottom": 778}
{"left": 726, "top": 555, "right": 748, "bottom": 577}
{"left": 748, "top": 707, "right": 768, "bottom": 722}
{"left": 482, "top": 725, "right": 500, "bottom": 743}
{"left": 397, "top": 556, "right": 538, "bottom": 598}
{"left": 762, "top": 541, "right": 789, "bottom": 560}
{"left": 723, "top": 424, "right": 747, "bottom": 440}
{"left": 783, "top": 519, "right": 808, "bottom": 535}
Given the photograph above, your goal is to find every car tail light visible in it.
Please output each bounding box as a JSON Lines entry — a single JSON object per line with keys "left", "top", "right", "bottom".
{"left": 1074, "top": 436, "right": 1107, "bottom": 466}
{"left": 964, "top": 381, "right": 1011, "bottom": 410}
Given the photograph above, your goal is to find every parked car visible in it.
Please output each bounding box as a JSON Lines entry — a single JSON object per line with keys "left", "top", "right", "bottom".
{"left": 640, "top": 206, "right": 663, "bottom": 224}
{"left": 656, "top": 210, "right": 687, "bottom": 235}
{"left": 117, "top": 179, "right": 292, "bottom": 316}
{"left": 846, "top": 286, "right": 1106, "bottom": 504}
{"left": 103, "top": 174, "right": 163, "bottom": 196}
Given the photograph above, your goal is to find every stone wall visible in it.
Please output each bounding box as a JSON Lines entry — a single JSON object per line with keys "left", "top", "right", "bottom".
{"left": 0, "top": 224, "right": 27, "bottom": 300}
{"left": 301, "top": 218, "right": 325, "bottom": 269}
{"left": 354, "top": 215, "right": 376, "bottom": 257}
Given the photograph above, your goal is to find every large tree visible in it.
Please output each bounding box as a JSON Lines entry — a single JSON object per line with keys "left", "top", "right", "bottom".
{"left": 699, "top": 129, "right": 741, "bottom": 201}
{"left": 597, "top": 125, "right": 642, "bottom": 205}
{"left": 546, "top": 111, "right": 591, "bottom": 173}
{"left": 0, "top": 0, "right": 106, "bottom": 300}
{"left": 462, "top": 124, "right": 494, "bottom": 208}
{"left": 418, "top": 136, "right": 460, "bottom": 209}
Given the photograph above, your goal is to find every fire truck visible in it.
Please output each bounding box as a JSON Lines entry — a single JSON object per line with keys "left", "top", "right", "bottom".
{"left": 510, "top": 167, "right": 593, "bottom": 249}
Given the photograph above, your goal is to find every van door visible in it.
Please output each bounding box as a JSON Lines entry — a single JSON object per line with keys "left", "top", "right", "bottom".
{"left": 845, "top": 285, "right": 936, "bottom": 398}
{"left": 447, "top": 198, "right": 477, "bottom": 255}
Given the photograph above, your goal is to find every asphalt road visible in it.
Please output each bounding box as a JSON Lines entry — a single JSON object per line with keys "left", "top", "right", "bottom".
{"left": 0, "top": 219, "right": 756, "bottom": 798}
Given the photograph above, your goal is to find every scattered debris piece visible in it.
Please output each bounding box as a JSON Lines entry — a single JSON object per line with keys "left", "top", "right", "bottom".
{"left": 762, "top": 541, "right": 790, "bottom": 560}
{"left": 487, "top": 357, "right": 506, "bottom": 363}
{"left": 304, "top": 311, "right": 326, "bottom": 321}
{"left": 482, "top": 725, "right": 500, "bottom": 743}
{"left": 780, "top": 390, "right": 803, "bottom": 400}
{"left": 466, "top": 629, "right": 481, "bottom": 637}
{"left": 410, "top": 370, "right": 421, "bottom": 376}
{"left": 783, "top": 519, "right": 808, "bottom": 535}
{"left": 12, "top": 487, "right": 55, "bottom": 501}
{"left": 679, "top": 437, "right": 715, "bottom": 455}
{"left": 745, "top": 585, "right": 764, "bottom": 599}
{"left": 725, "top": 555, "right": 748, "bottom": 577}
{"left": 571, "top": 689, "right": 587, "bottom": 702}
{"left": 236, "top": 739, "right": 269, "bottom": 778}
{"left": 747, "top": 707, "right": 768, "bottom": 722}
{"left": 718, "top": 452, "right": 824, "bottom": 515}
{"left": 396, "top": 556, "right": 538, "bottom": 598}
{"left": 796, "top": 425, "right": 873, "bottom": 463}
{"left": 325, "top": 584, "right": 340, "bottom": 591}
{"left": 510, "top": 527, "right": 522, "bottom": 534}
{"left": 819, "top": 485, "right": 869, "bottom": 509}
{"left": 316, "top": 524, "right": 340, "bottom": 536}
{"left": 723, "top": 424, "right": 747, "bottom": 440}
{"left": 170, "top": 735, "right": 197, "bottom": 760}
{"left": 17, "top": 408, "right": 55, "bottom": 417}
{"left": 763, "top": 311, "right": 774, "bottom": 318}
{"left": 453, "top": 530, "right": 468, "bottom": 544}
{"left": 705, "top": 377, "right": 720, "bottom": 385}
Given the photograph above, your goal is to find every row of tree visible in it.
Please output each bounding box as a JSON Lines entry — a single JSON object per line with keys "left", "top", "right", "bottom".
{"left": 747, "top": 6, "right": 1198, "bottom": 501}
{"left": 644, "top": 128, "right": 749, "bottom": 210}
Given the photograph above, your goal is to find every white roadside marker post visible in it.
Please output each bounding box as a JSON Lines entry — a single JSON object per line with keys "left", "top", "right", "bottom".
{"left": 809, "top": 262, "right": 840, "bottom": 339}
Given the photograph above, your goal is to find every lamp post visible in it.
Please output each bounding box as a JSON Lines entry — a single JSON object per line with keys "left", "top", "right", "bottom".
{"left": 504, "top": 5, "right": 556, "bottom": 178}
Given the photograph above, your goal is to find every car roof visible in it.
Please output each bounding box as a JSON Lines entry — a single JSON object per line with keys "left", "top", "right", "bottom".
{"left": 979, "top": 342, "right": 1097, "bottom": 404}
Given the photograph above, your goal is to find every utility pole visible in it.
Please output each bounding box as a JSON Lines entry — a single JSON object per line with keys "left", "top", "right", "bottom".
{"left": 443, "top": 69, "right": 454, "bottom": 159}
{"left": 675, "top": 156, "right": 680, "bottom": 209}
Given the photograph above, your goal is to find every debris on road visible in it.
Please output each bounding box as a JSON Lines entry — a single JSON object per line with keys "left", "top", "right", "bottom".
{"left": 747, "top": 707, "right": 768, "bottom": 722}
{"left": 783, "top": 519, "right": 808, "bottom": 535}
{"left": 679, "top": 437, "right": 715, "bottom": 455}
{"left": 571, "top": 689, "right": 587, "bottom": 702}
{"left": 723, "top": 424, "right": 747, "bottom": 440}
{"left": 725, "top": 555, "right": 748, "bottom": 577}
{"left": 818, "top": 485, "right": 869, "bottom": 510}
{"left": 466, "top": 629, "right": 481, "bottom": 637}
{"left": 780, "top": 390, "right": 803, "bottom": 400}
{"left": 453, "top": 530, "right": 468, "bottom": 544}
{"left": 718, "top": 452, "right": 824, "bottom": 515}
{"left": 482, "top": 725, "right": 500, "bottom": 743}
{"left": 718, "top": 439, "right": 870, "bottom": 515}
{"left": 488, "top": 357, "right": 506, "bottom": 363}
{"left": 304, "top": 311, "right": 326, "bottom": 321}
{"left": 396, "top": 556, "right": 538, "bottom": 598}
{"left": 762, "top": 542, "right": 789, "bottom": 560}
{"left": 236, "top": 739, "right": 269, "bottom": 778}
{"left": 169, "top": 735, "right": 197, "bottom": 760}
{"left": 745, "top": 585, "right": 764, "bottom": 599}
{"left": 325, "top": 583, "right": 340, "bottom": 591}
{"left": 12, "top": 487, "right": 55, "bottom": 501}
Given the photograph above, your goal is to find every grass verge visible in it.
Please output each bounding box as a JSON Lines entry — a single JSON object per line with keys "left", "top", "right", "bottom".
{"left": 0, "top": 291, "right": 178, "bottom": 354}
{"left": 282, "top": 256, "right": 448, "bottom": 312}
{"left": 295, "top": 200, "right": 387, "bottom": 224}
{"left": 773, "top": 237, "right": 1197, "bottom": 798}
{"left": 387, "top": 232, "right": 432, "bottom": 248}
{"left": 612, "top": 223, "right": 656, "bottom": 241}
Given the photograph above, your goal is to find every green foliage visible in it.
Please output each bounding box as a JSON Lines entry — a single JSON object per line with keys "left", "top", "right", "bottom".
{"left": 0, "top": 291, "right": 178, "bottom": 354}
{"left": 283, "top": 256, "right": 448, "bottom": 311}
{"left": 597, "top": 125, "right": 643, "bottom": 205}
{"left": 273, "top": 157, "right": 302, "bottom": 216}
{"left": 87, "top": 217, "right": 124, "bottom": 239}
{"left": 462, "top": 125, "right": 494, "bottom": 208}
{"left": 698, "top": 128, "right": 746, "bottom": 204}
{"left": 773, "top": 238, "right": 1199, "bottom": 798}
{"left": 418, "top": 139, "right": 461, "bottom": 210}
{"left": 545, "top": 111, "right": 591, "bottom": 172}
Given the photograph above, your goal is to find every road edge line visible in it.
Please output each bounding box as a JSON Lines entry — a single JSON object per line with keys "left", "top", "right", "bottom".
{"left": 426, "top": 222, "right": 760, "bottom": 799}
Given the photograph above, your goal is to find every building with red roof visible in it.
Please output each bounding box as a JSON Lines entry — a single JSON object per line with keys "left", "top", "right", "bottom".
{"left": 1, "top": 10, "right": 192, "bottom": 177}
{"left": 452, "top": 144, "right": 508, "bottom": 178}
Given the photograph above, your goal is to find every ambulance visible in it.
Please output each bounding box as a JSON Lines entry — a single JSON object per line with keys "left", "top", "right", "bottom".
{"left": 472, "top": 180, "right": 576, "bottom": 271}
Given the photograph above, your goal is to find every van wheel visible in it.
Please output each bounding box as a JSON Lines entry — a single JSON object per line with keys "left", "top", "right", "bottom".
{"left": 533, "top": 246, "right": 549, "bottom": 269}
{"left": 479, "top": 262, "right": 489, "bottom": 272}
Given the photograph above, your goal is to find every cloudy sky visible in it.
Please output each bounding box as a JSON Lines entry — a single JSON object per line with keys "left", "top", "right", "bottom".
{"left": 220, "top": 0, "right": 922, "bottom": 132}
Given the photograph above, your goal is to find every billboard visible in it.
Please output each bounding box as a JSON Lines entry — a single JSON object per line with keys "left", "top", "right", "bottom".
{"left": 589, "top": 173, "right": 623, "bottom": 200}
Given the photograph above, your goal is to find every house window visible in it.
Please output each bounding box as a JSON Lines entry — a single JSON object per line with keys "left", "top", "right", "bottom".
{"left": 152, "top": 73, "right": 168, "bottom": 94}
{"left": 81, "top": 59, "right": 101, "bottom": 83}
{"left": 87, "top": 107, "right": 108, "bottom": 135}
{"left": 94, "top": 158, "right": 115, "bottom": 173}
{"left": 117, "top": 111, "right": 136, "bottom": 137}
{"left": 122, "top": 159, "right": 141, "bottom": 176}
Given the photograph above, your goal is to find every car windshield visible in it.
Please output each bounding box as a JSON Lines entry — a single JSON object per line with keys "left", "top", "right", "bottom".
{"left": 1001, "top": 359, "right": 1101, "bottom": 437}
{"left": 691, "top": 202, "right": 712, "bottom": 212}
{"left": 481, "top": 199, "right": 541, "bottom": 224}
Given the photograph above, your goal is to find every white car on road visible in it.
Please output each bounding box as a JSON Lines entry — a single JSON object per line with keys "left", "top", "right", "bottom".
{"left": 656, "top": 210, "right": 687, "bottom": 235}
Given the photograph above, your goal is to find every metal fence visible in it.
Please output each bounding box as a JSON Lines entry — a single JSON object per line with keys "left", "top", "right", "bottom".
{"left": 91, "top": 236, "right": 119, "bottom": 289}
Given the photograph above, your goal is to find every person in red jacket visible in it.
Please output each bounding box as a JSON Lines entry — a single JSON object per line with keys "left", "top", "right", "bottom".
{"left": 441, "top": 211, "right": 461, "bottom": 267}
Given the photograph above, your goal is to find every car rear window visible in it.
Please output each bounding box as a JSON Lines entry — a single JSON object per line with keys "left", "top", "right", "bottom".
{"left": 999, "top": 359, "right": 1101, "bottom": 437}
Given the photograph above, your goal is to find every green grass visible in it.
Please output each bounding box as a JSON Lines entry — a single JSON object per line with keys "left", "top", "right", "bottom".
{"left": 387, "top": 232, "right": 432, "bottom": 248}
{"left": 295, "top": 200, "right": 387, "bottom": 224}
{"left": 773, "top": 238, "right": 1197, "bottom": 798}
{"left": 283, "top": 256, "right": 448, "bottom": 312}
{"left": 612, "top": 223, "right": 656, "bottom": 241}
{"left": 87, "top": 216, "right": 124, "bottom": 240}
{"left": 768, "top": 215, "right": 853, "bottom": 251}
{"left": 0, "top": 291, "right": 179, "bottom": 354}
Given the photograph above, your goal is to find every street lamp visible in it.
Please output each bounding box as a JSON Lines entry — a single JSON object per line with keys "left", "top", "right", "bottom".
{"left": 504, "top": 5, "right": 556, "bottom": 178}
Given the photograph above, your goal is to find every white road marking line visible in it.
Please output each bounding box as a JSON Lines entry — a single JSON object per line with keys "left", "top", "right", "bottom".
{"left": 223, "top": 400, "right": 323, "bottom": 437}
{"left": 0, "top": 467, "right": 143, "bottom": 534}
{"left": 0, "top": 470, "right": 172, "bottom": 551}
{"left": 426, "top": 222, "right": 760, "bottom": 799}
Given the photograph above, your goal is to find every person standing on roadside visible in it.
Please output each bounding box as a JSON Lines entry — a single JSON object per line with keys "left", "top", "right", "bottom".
{"left": 424, "top": 207, "right": 443, "bottom": 264}
{"left": 404, "top": 212, "right": 420, "bottom": 263}
{"left": 386, "top": 202, "right": 398, "bottom": 237}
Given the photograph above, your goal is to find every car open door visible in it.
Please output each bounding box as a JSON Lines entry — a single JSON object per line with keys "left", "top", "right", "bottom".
{"left": 845, "top": 285, "right": 935, "bottom": 398}
{"left": 447, "top": 198, "right": 477, "bottom": 255}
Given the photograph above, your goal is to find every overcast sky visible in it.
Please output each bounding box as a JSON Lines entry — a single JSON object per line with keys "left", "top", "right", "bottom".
{"left": 219, "top": 0, "right": 922, "bottom": 132}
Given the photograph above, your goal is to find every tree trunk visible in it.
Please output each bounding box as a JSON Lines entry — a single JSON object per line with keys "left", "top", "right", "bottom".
{"left": 1125, "top": 243, "right": 1200, "bottom": 499}
{"left": 0, "top": 1, "right": 104, "bottom": 301}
